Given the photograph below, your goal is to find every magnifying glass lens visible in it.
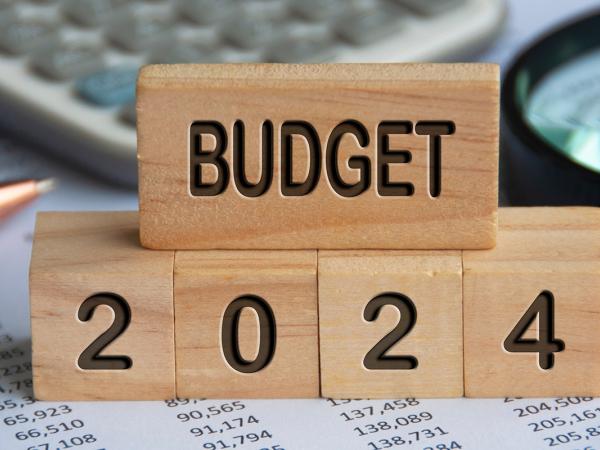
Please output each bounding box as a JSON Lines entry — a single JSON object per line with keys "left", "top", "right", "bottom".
{"left": 525, "top": 47, "right": 600, "bottom": 173}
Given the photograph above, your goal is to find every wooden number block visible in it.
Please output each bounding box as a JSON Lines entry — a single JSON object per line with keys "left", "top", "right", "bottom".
{"left": 464, "top": 207, "right": 600, "bottom": 397}
{"left": 30, "top": 212, "right": 175, "bottom": 400}
{"left": 319, "top": 251, "right": 463, "bottom": 398}
{"left": 174, "top": 250, "right": 319, "bottom": 398}
{"left": 138, "top": 63, "right": 499, "bottom": 250}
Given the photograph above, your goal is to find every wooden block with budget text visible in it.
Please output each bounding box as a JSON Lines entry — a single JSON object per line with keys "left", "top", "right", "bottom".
{"left": 464, "top": 207, "right": 600, "bottom": 397}
{"left": 318, "top": 250, "right": 463, "bottom": 398}
{"left": 174, "top": 250, "right": 319, "bottom": 398}
{"left": 138, "top": 63, "right": 499, "bottom": 250}
{"left": 29, "top": 212, "right": 176, "bottom": 400}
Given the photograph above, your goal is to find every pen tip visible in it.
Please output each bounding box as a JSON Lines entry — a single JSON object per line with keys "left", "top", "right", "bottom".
{"left": 36, "top": 178, "right": 57, "bottom": 194}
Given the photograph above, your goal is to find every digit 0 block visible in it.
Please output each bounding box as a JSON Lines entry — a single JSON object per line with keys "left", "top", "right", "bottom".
{"left": 29, "top": 212, "right": 176, "bottom": 400}
{"left": 138, "top": 63, "right": 499, "bottom": 250}
{"left": 319, "top": 251, "right": 463, "bottom": 398}
{"left": 464, "top": 207, "right": 600, "bottom": 397}
{"left": 174, "top": 250, "right": 319, "bottom": 398}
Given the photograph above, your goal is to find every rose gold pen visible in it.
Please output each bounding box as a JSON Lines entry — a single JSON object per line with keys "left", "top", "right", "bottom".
{"left": 0, "top": 178, "right": 56, "bottom": 220}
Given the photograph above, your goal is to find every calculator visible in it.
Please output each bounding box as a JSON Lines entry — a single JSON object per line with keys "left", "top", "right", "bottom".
{"left": 0, "top": 0, "right": 506, "bottom": 187}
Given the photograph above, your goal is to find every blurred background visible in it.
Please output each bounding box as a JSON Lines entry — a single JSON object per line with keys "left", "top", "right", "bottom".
{"left": 0, "top": 0, "right": 599, "bottom": 241}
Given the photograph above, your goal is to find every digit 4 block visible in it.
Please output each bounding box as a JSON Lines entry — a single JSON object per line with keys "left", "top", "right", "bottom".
{"left": 464, "top": 207, "right": 600, "bottom": 397}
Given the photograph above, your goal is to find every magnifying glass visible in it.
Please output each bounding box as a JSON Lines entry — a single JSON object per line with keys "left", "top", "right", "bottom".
{"left": 501, "top": 10, "right": 600, "bottom": 205}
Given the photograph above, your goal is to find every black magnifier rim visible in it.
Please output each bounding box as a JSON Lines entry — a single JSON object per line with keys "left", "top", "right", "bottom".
{"left": 502, "top": 9, "right": 600, "bottom": 181}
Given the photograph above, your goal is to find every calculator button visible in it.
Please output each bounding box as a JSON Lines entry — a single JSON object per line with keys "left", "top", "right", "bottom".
{"left": 107, "top": 13, "right": 173, "bottom": 52}
{"left": 62, "top": 0, "right": 130, "bottom": 28}
{"left": 177, "top": 0, "right": 234, "bottom": 25}
{"left": 221, "top": 16, "right": 281, "bottom": 50}
{"left": 334, "top": 8, "right": 404, "bottom": 45}
{"left": 265, "top": 36, "right": 334, "bottom": 63}
{"left": 149, "top": 42, "right": 221, "bottom": 64}
{"left": 32, "top": 43, "right": 104, "bottom": 81}
{"left": 0, "top": 20, "right": 57, "bottom": 55}
{"left": 290, "top": 0, "right": 345, "bottom": 21}
{"left": 221, "top": 50, "right": 263, "bottom": 63}
{"left": 75, "top": 66, "right": 137, "bottom": 106}
{"left": 395, "top": 0, "right": 465, "bottom": 16}
{"left": 0, "top": 5, "right": 15, "bottom": 25}
{"left": 241, "top": 0, "right": 289, "bottom": 20}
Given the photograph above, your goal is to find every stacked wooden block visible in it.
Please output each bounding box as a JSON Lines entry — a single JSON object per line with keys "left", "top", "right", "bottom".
{"left": 29, "top": 64, "right": 600, "bottom": 401}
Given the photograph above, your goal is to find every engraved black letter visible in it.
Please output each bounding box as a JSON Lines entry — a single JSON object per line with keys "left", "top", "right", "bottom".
{"left": 326, "top": 120, "right": 371, "bottom": 197}
{"left": 190, "top": 121, "right": 229, "bottom": 196}
{"left": 232, "top": 120, "right": 274, "bottom": 197}
{"left": 415, "top": 121, "right": 455, "bottom": 198}
{"left": 281, "top": 121, "right": 321, "bottom": 196}
{"left": 377, "top": 121, "right": 414, "bottom": 196}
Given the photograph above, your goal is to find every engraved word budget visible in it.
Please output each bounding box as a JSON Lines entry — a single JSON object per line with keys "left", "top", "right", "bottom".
{"left": 137, "top": 64, "right": 499, "bottom": 250}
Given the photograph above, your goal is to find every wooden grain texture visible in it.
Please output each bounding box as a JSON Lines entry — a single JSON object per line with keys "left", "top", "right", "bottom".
{"left": 319, "top": 250, "right": 463, "bottom": 398}
{"left": 463, "top": 207, "right": 600, "bottom": 397}
{"left": 174, "top": 250, "right": 319, "bottom": 398}
{"left": 138, "top": 63, "right": 499, "bottom": 250}
{"left": 29, "top": 212, "right": 175, "bottom": 400}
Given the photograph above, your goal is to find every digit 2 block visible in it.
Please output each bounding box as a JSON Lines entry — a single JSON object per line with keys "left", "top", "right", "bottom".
{"left": 174, "top": 250, "right": 319, "bottom": 398}
{"left": 29, "top": 212, "right": 176, "bottom": 400}
{"left": 319, "top": 251, "right": 463, "bottom": 398}
{"left": 464, "top": 207, "right": 600, "bottom": 397}
{"left": 138, "top": 63, "right": 499, "bottom": 250}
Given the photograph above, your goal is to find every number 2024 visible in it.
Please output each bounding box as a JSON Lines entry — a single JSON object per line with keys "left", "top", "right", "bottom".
{"left": 76, "top": 289, "right": 564, "bottom": 372}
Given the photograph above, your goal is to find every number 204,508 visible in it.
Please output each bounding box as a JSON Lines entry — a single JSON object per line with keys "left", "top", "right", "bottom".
{"left": 76, "top": 289, "right": 564, "bottom": 372}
